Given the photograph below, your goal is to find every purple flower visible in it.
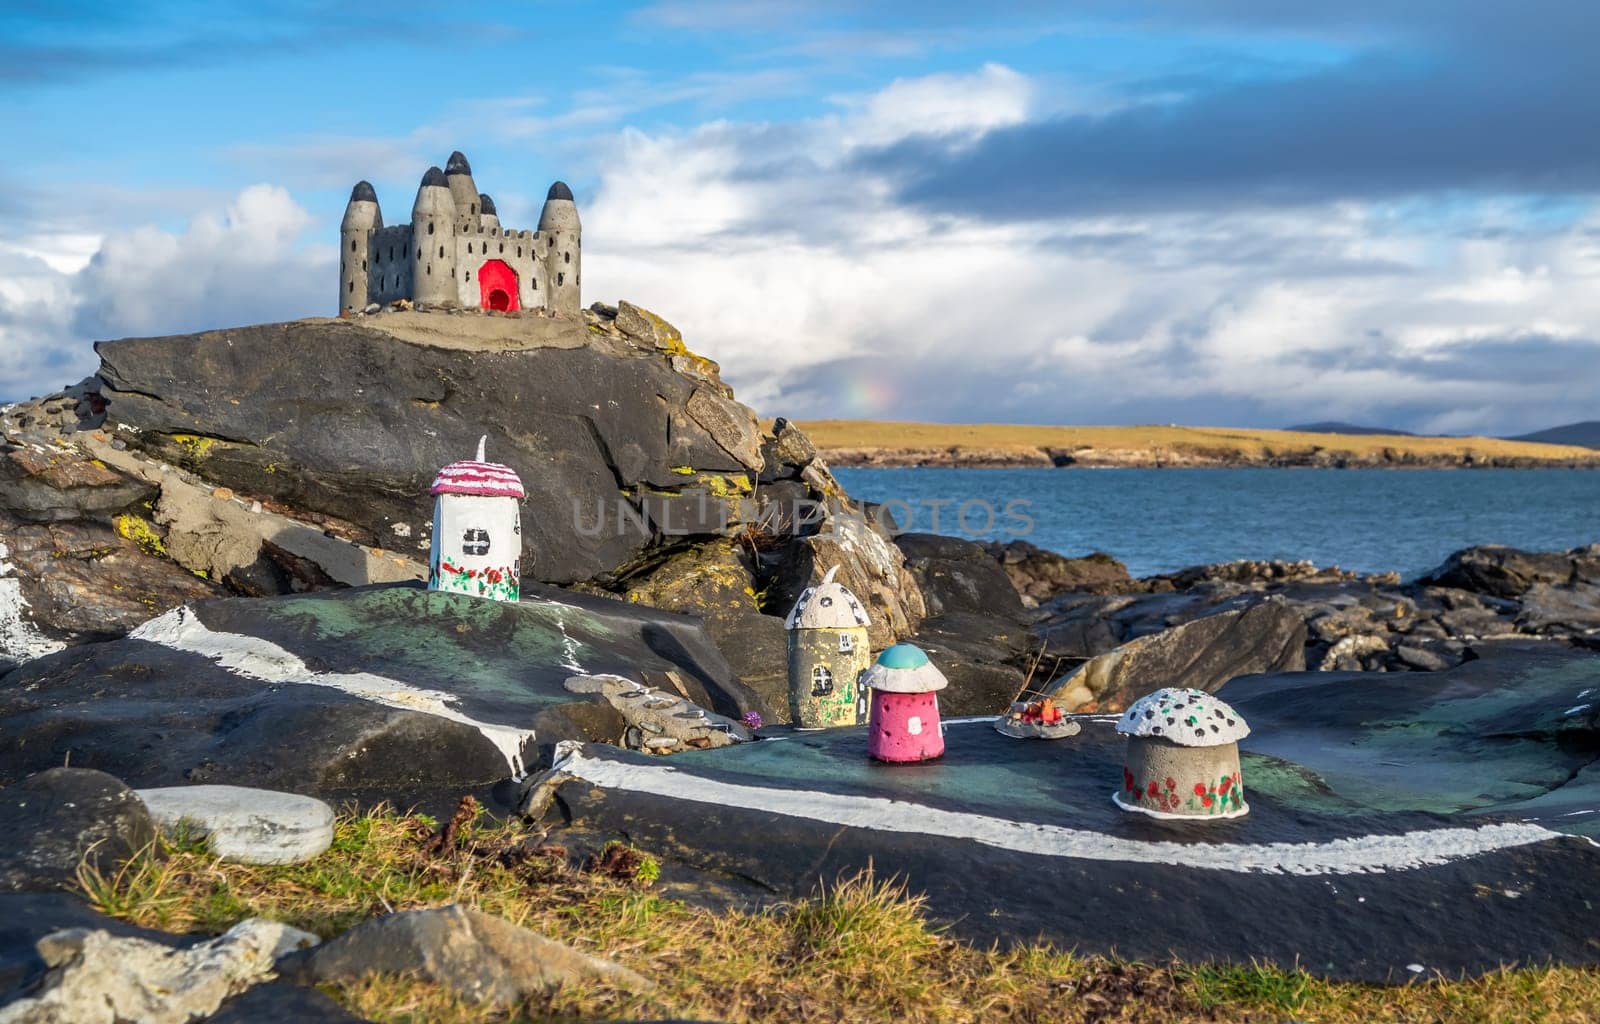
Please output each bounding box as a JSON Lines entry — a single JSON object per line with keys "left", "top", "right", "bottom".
{"left": 741, "top": 711, "right": 764, "bottom": 730}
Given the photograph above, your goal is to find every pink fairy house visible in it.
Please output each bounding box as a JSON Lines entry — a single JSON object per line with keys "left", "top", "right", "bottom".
{"left": 862, "top": 643, "right": 948, "bottom": 763}
{"left": 428, "top": 436, "right": 525, "bottom": 602}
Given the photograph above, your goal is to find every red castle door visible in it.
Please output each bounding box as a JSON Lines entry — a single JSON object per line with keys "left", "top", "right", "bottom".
{"left": 477, "top": 259, "right": 519, "bottom": 311}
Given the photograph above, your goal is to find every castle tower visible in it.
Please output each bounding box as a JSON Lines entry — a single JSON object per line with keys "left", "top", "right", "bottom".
{"left": 478, "top": 193, "right": 500, "bottom": 232}
{"left": 410, "top": 167, "right": 459, "bottom": 307}
{"left": 444, "top": 151, "right": 482, "bottom": 226}
{"left": 339, "top": 181, "right": 382, "bottom": 313}
{"left": 784, "top": 566, "right": 872, "bottom": 728}
{"left": 538, "top": 181, "right": 582, "bottom": 316}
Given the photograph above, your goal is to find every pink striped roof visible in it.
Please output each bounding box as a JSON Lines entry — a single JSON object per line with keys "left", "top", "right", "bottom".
{"left": 430, "top": 460, "right": 525, "bottom": 498}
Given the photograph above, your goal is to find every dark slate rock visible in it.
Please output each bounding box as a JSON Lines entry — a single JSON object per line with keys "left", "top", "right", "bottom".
{"left": 0, "top": 584, "right": 762, "bottom": 807}
{"left": 0, "top": 769, "right": 156, "bottom": 893}
{"left": 1418, "top": 544, "right": 1600, "bottom": 598}
{"left": 208, "top": 982, "right": 371, "bottom": 1023}
{"left": 94, "top": 318, "right": 761, "bottom": 584}
{"left": 895, "top": 533, "right": 1027, "bottom": 623}
{"left": 550, "top": 644, "right": 1600, "bottom": 981}
{"left": 0, "top": 893, "right": 184, "bottom": 1005}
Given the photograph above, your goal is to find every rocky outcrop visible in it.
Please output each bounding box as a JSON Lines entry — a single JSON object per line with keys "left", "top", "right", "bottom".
{"left": 1418, "top": 544, "right": 1600, "bottom": 598}
{"left": 564, "top": 673, "right": 754, "bottom": 754}
{"left": 1046, "top": 600, "right": 1306, "bottom": 712}
{"left": 0, "top": 769, "right": 156, "bottom": 893}
{"left": 283, "top": 905, "right": 648, "bottom": 1008}
{"left": 0, "top": 583, "right": 763, "bottom": 804}
{"left": 0, "top": 311, "right": 929, "bottom": 704}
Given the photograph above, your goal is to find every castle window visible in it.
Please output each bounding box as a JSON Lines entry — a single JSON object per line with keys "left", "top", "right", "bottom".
{"left": 499, "top": 242, "right": 504, "bottom": 253}
{"left": 439, "top": 245, "right": 445, "bottom": 258}
{"left": 557, "top": 273, "right": 565, "bottom": 286}
{"left": 466, "top": 270, "right": 471, "bottom": 281}
{"left": 517, "top": 247, "right": 522, "bottom": 258}
{"left": 417, "top": 247, "right": 422, "bottom": 259}
{"left": 811, "top": 666, "right": 834, "bottom": 697}
{"left": 471, "top": 204, "right": 476, "bottom": 216}
{"left": 532, "top": 279, "right": 537, "bottom": 290}
{"left": 348, "top": 281, "right": 354, "bottom": 293}
{"left": 428, "top": 222, "right": 435, "bottom": 235}
{"left": 467, "top": 243, "right": 473, "bottom": 254}
{"left": 362, "top": 259, "right": 367, "bottom": 270}
{"left": 838, "top": 633, "right": 854, "bottom": 653}
{"left": 564, "top": 251, "right": 571, "bottom": 264}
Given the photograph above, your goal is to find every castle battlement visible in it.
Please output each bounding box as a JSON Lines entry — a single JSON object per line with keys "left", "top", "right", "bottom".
{"left": 340, "top": 151, "right": 580, "bottom": 316}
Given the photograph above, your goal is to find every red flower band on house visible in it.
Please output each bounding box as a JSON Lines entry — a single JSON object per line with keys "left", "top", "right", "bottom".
{"left": 430, "top": 460, "right": 526, "bottom": 498}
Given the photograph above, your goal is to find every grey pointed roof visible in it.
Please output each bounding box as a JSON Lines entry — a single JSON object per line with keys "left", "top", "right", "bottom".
{"left": 349, "top": 181, "right": 377, "bottom": 203}
{"left": 420, "top": 166, "right": 447, "bottom": 188}
{"left": 546, "top": 181, "right": 575, "bottom": 201}
{"left": 478, "top": 193, "right": 496, "bottom": 216}
{"left": 446, "top": 151, "right": 473, "bottom": 176}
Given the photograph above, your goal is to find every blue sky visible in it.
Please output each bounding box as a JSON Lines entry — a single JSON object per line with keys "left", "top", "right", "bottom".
{"left": 3, "top": 2, "right": 1599, "bottom": 435}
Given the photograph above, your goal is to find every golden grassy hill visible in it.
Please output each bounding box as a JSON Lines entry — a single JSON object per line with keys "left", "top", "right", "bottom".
{"left": 787, "top": 420, "right": 1600, "bottom": 468}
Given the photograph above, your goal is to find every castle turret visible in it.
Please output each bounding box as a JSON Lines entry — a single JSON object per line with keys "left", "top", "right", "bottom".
{"left": 410, "top": 166, "right": 459, "bottom": 307}
{"left": 339, "top": 181, "right": 382, "bottom": 313}
{"left": 478, "top": 193, "right": 500, "bottom": 232}
{"left": 445, "top": 151, "right": 482, "bottom": 227}
{"left": 538, "top": 181, "right": 582, "bottom": 316}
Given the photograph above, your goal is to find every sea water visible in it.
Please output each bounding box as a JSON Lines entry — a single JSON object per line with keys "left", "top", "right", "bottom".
{"left": 831, "top": 466, "right": 1600, "bottom": 579}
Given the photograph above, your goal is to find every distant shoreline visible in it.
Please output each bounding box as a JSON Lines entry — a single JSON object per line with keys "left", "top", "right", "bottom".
{"left": 791, "top": 420, "right": 1600, "bottom": 470}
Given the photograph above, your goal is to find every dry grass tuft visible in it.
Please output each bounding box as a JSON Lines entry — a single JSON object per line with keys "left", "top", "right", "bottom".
{"left": 75, "top": 806, "right": 1600, "bottom": 1023}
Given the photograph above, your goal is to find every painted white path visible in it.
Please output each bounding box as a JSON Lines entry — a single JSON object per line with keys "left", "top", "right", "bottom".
{"left": 131, "top": 606, "right": 533, "bottom": 774}
{"left": 0, "top": 539, "right": 66, "bottom": 665}
{"left": 553, "top": 742, "right": 1567, "bottom": 877}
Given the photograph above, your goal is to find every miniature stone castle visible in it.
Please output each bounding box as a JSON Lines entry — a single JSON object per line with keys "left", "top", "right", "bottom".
{"left": 340, "top": 151, "right": 580, "bottom": 316}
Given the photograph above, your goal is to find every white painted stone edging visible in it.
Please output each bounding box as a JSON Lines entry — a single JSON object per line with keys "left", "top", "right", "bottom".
{"left": 551, "top": 740, "right": 1566, "bottom": 877}
{"left": 130, "top": 606, "right": 534, "bottom": 775}
{"left": 136, "top": 785, "right": 336, "bottom": 865}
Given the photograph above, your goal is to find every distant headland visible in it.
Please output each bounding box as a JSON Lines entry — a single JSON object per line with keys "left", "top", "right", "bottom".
{"left": 797, "top": 421, "right": 1600, "bottom": 469}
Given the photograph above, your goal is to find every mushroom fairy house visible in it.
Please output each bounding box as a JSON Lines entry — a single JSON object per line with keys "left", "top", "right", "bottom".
{"left": 1113, "top": 688, "right": 1249, "bottom": 821}
{"left": 428, "top": 436, "right": 525, "bottom": 603}
{"left": 862, "top": 644, "right": 948, "bottom": 764}
{"left": 785, "top": 565, "right": 872, "bottom": 728}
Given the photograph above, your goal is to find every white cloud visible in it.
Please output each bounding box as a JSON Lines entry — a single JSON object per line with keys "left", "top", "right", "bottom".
{"left": 0, "top": 185, "right": 327, "bottom": 400}
{"left": 579, "top": 67, "right": 1600, "bottom": 435}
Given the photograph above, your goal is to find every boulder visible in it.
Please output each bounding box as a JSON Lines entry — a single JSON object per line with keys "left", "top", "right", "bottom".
{"left": 983, "top": 540, "right": 1133, "bottom": 601}
{"left": 0, "top": 443, "right": 152, "bottom": 524}
{"left": 135, "top": 786, "right": 335, "bottom": 865}
{"left": 0, "top": 769, "right": 156, "bottom": 893}
{"left": 0, "top": 584, "right": 763, "bottom": 804}
{"left": 766, "top": 506, "right": 925, "bottom": 648}
{"left": 1318, "top": 634, "right": 1391, "bottom": 672}
{"left": 284, "top": 905, "right": 648, "bottom": 1009}
{"left": 0, "top": 918, "right": 316, "bottom": 1024}
{"left": 1515, "top": 583, "right": 1600, "bottom": 635}
{"left": 1418, "top": 545, "right": 1597, "bottom": 599}
{"left": 897, "top": 533, "right": 1027, "bottom": 622}
{"left": 1046, "top": 600, "right": 1306, "bottom": 712}
{"left": 93, "top": 317, "right": 766, "bottom": 585}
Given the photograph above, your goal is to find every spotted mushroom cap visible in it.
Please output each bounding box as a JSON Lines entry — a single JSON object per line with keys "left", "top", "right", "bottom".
{"left": 430, "top": 436, "right": 525, "bottom": 499}
{"left": 861, "top": 643, "right": 948, "bottom": 693}
{"left": 784, "top": 565, "right": 870, "bottom": 630}
{"left": 1115, "top": 687, "right": 1248, "bottom": 746}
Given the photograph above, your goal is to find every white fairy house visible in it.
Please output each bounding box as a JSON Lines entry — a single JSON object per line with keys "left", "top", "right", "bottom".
{"left": 428, "top": 436, "right": 525, "bottom": 603}
{"left": 784, "top": 565, "right": 872, "bottom": 728}
{"left": 1112, "top": 687, "right": 1249, "bottom": 820}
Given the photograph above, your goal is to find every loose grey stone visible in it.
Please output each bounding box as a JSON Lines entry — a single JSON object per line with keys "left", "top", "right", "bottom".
{"left": 135, "top": 785, "right": 335, "bottom": 865}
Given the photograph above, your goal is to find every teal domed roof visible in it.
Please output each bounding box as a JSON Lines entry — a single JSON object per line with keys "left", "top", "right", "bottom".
{"left": 876, "top": 644, "right": 930, "bottom": 670}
